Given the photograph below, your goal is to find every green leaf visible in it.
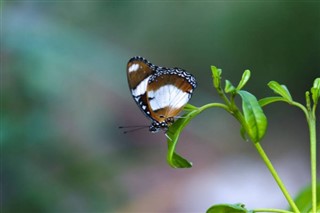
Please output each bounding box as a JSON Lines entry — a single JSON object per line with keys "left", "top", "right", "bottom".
{"left": 166, "top": 108, "right": 201, "bottom": 168}
{"left": 306, "top": 91, "right": 312, "bottom": 111}
{"left": 225, "top": 80, "right": 236, "bottom": 93}
{"left": 258, "top": 97, "right": 288, "bottom": 107}
{"left": 268, "top": 81, "right": 293, "bottom": 102}
{"left": 311, "top": 78, "right": 320, "bottom": 105}
{"left": 211, "top": 66, "right": 222, "bottom": 89}
{"left": 289, "top": 182, "right": 320, "bottom": 213}
{"left": 240, "top": 125, "right": 248, "bottom": 141}
{"left": 238, "top": 90, "right": 267, "bottom": 142}
{"left": 206, "top": 203, "right": 251, "bottom": 213}
{"left": 170, "top": 152, "right": 192, "bottom": 168}
{"left": 236, "top": 70, "right": 251, "bottom": 90}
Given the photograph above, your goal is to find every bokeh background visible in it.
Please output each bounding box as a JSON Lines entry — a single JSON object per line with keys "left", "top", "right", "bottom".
{"left": 2, "top": 1, "right": 320, "bottom": 213}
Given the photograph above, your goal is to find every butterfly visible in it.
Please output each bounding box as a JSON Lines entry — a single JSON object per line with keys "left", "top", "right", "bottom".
{"left": 125, "top": 56, "right": 197, "bottom": 133}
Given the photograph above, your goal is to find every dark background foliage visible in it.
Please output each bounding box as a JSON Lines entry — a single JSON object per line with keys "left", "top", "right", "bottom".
{"left": 2, "top": 1, "right": 319, "bottom": 212}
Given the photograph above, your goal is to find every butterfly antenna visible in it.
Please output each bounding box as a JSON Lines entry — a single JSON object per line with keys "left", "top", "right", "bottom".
{"left": 118, "top": 125, "right": 149, "bottom": 134}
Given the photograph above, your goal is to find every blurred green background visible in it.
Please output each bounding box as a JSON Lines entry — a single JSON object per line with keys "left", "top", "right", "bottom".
{"left": 2, "top": 1, "right": 319, "bottom": 213}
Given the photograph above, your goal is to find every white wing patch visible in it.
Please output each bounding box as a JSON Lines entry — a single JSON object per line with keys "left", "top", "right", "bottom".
{"left": 148, "top": 85, "right": 190, "bottom": 111}
{"left": 128, "top": 63, "right": 140, "bottom": 73}
{"left": 131, "top": 76, "right": 150, "bottom": 97}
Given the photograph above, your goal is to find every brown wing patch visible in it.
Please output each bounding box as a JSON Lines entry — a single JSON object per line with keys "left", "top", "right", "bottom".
{"left": 147, "top": 74, "right": 193, "bottom": 122}
{"left": 127, "top": 60, "right": 154, "bottom": 90}
{"left": 147, "top": 74, "right": 193, "bottom": 93}
{"left": 149, "top": 107, "right": 183, "bottom": 123}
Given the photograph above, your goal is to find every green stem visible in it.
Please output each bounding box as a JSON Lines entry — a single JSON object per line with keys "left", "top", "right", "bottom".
{"left": 215, "top": 83, "right": 232, "bottom": 106}
{"left": 253, "top": 208, "right": 293, "bottom": 213}
{"left": 292, "top": 99, "right": 318, "bottom": 213}
{"left": 198, "top": 103, "right": 230, "bottom": 113}
{"left": 308, "top": 114, "right": 317, "bottom": 213}
{"left": 291, "top": 101, "right": 309, "bottom": 118}
{"left": 254, "top": 142, "right": 301, "bottom": 213}
{"left": 293, "top": 100, "right": 317, "bottom": 213}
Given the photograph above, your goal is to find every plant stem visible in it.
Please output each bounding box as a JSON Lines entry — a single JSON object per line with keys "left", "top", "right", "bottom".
{"left": 198, "top": 103, "right": 230, "bottom": 113}
{"left": 293, "top": 99, "right": 318, "bottom": 213}
{"left": 254, "top": 142, "right": 300, "bottom": 213}
{"left": 292, "top": 101, "right": 309, "bottom": 118}
{"left": 253, "top": 208, "right": 293, "bottom": 213}
{"left": 308, "top": 114, "right": 317, "bottom": 213}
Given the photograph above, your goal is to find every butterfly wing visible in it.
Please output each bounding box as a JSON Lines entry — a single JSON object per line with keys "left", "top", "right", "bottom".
{"left": 146, "top": 68, "right": 197, "bottom": 123}
{"left": 127, "top": 56, "right": 157, "bottom": 119}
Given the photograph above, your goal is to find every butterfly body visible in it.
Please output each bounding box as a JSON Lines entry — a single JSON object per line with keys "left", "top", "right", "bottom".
{"left": 126, "top": 56, "right": 197, "bottom": 133}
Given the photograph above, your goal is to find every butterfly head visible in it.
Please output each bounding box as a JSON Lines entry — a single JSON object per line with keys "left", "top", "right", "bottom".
{"left": 149, "top": 117, "right": 174, "bottom": 133}
{"left": 149, "top": 121, "right": 163, "bottom": 133}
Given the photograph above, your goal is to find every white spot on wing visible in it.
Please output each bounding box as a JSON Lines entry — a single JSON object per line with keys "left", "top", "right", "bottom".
{"left": 134, "top": 96, "right": 140, "bottom": 102}
{"left": 131, "top": 76, "right": 150, "bottom": 96}
{"left": 148, "top": 85, "right": 190, "bottom": 111}
{"left": 128, "top": 63, "right": 140, "bottom": 73}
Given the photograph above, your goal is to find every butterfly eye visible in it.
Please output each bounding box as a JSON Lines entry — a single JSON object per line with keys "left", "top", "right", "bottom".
{"left": 149, "top": 123, "right": 160, "bottom": 133}
{"left": 149, "top": 127, "right": 159, "bottom": 133}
